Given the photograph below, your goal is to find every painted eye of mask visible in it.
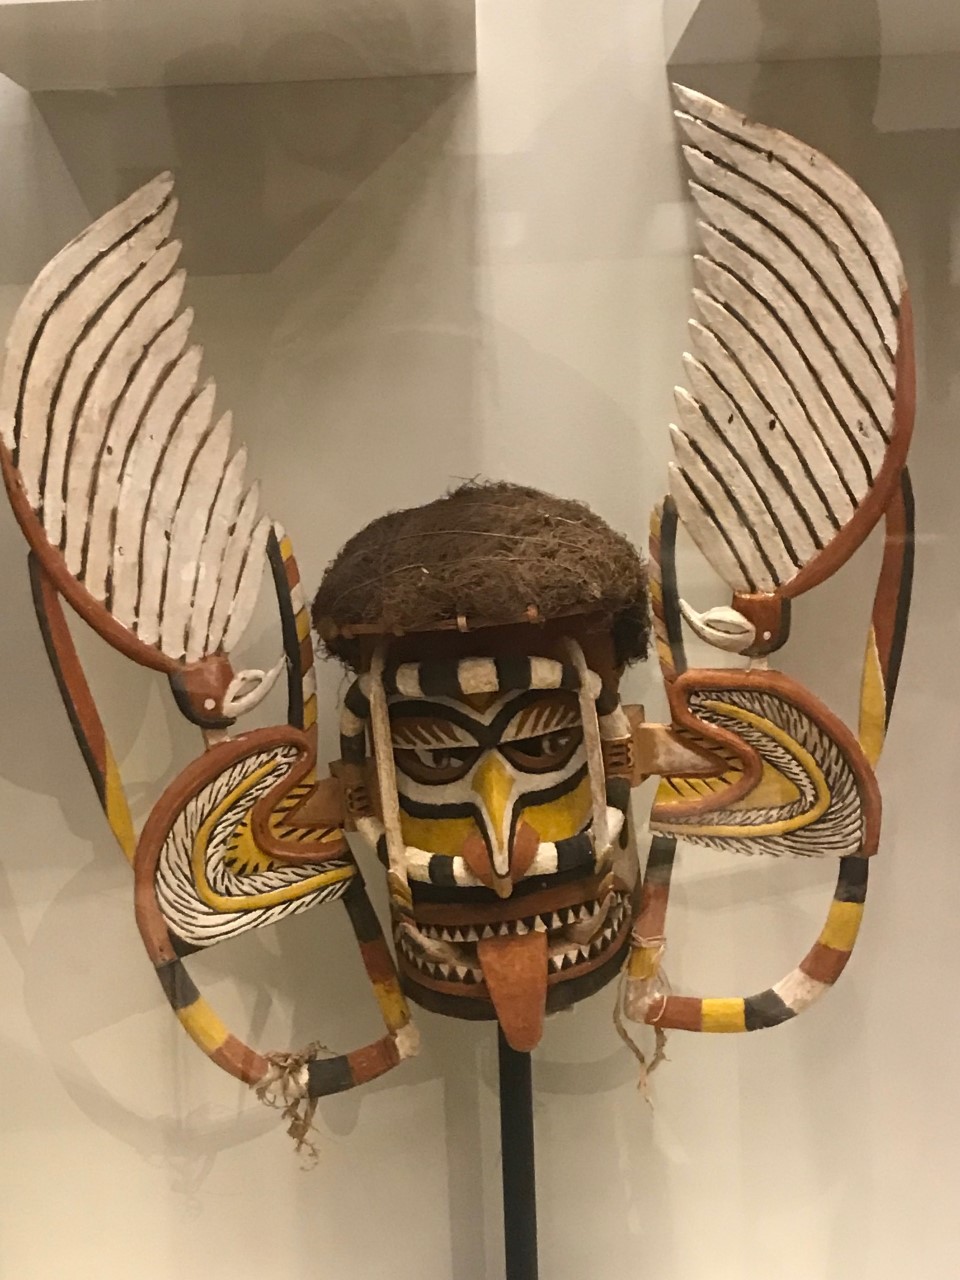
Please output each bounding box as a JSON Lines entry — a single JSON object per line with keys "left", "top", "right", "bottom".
{"left": 499, "top": 727, "right": 583, "bottom": 773}
{"left": 394, "top": 745, "right": 481, "bottom": 785}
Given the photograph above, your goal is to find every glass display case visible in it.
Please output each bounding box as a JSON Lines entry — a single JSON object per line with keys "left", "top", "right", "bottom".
{"left": 0, "top": 3, "right": 954, "bottom": 1277}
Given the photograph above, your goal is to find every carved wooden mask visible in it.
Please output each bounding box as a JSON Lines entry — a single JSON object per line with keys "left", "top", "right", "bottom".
{"left": 0, "top": 87, "right": 915, "bottom": 1139}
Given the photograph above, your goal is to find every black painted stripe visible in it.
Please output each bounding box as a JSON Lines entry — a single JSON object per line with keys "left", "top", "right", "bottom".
{"left": 136, "top": 384, "right": 209, "bottom": 620}
{"left": 339, "top": 730, "right": 367, "bottom": 765}
{"left": 696, "top": 321, "right": 840, "bottom": 534}
{"left": 703, "top": 252, "right": 876, "bottom": 488}
{"left": 156, "top": 959, "right": 200, "bottom": 1011}
{"left": 152, "top": 406, "right": 224, "bottom": 644}
{"left": 595, "top": 683, "right": 620, "bottom": 716}
{"left": 695, "top": 346, "right": 824, "bottom": 552}
{"left": 605, "top": 775, "right": 631, "bottom": 815}
{"left": 375, "top": 833, "right": 389, "bottom": 868}
{"left": 688, "top": 143, "right": 894, "bottom": 390}
{"left": 682, "top": 429, "right": 783, "bottom": 586}
{"left": 743, "top": 988, "right": 795, "bottom": 1030}
{"left": 883, "top": 468, "right": 915, "bottom": 728}
{"left": 78, "top": 309, "right": 182, "bottom": 582}
{"left": 684, "top": 110, "right": 897, "bottom": 320}
{"left": 419, "top": 661, "right": 463, "bottom": 699}
{"left": 553, "top": 832, "right": 594, "bottom": 874}
{"left": 103, "top": 350, "right": 184, "bottom": 611}
{"left": 19, "top": 191, "right": 174, "bottom": 463}
{"left": 42, "top": 271, "right": 157, "bottom": 524}
{"left": 658, "top": 498, "right": 688, "bottom": 675}
{"left": 702, "top": 208, "right": 888, "bottom": 440}
{"left": 342, "top": 878, "right": 383, "bottom": 944}
{"left": 835, "top": 855, "right": 869, "bottom": 904}
{"left": 693, "top": 393, "right": 803, "bottom": 568}
{"left": 428, "top": 856, "right": 459, "bottom": 888}
{"left": 494, "top": 655, "right": 533, "bottom": 692}
{"left": 677, "top": 466, "right": 757, "bottom": 591}
{"left": 701, "top": 291, "right": 859, "bottom": 512}
{"left": 645, "top": 833, "right": 678, "bottom": 882}
{"left": 266, "top": 528, "right": 305, "bottom": 729}
{"left": 307, "top": 1055, "right": 355, "bottom": 1097}
{"left": 59, "top": 269, "right": 176, "bottom": 530}
{"left": 344, "top": 679, "right": 370, "bottom": 720}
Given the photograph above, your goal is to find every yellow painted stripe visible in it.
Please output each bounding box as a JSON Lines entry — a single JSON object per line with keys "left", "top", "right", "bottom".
{"left": 628, "top": 945, "right": 662, "bottom": 981}
{"left": 654, "top": 698, "right": 831, "bottom": 839}
{"left": 373, "top": 981, "right": 411, "bottom": 1032}
{"left": 819, "top": 900, "right": 863, "bottom": 951}
{"left": 649, "top": 578, "right": 663, "bottom": 606}
{"left": 303, "top": 693, "right": 318, "bottom": 730}
{"left": 701, "top": 998, "right": 746, "bottom": 1033}
{"left": 177, "top": 998, "right": 230, "bottom": 1054}
{"left": 858, "top": 627, "right": 887, "bottom": 767}
{"left": 295, "top": 609, "right": 311, "bottom": 643}
{"left": 192, "top": 758, "right": 356, "bottom": 910}
{"left": 104, "top": 745, "right": 137, "bottom": 865}
{"left": 279, "top": 535, "right": 295, "bottom": 562}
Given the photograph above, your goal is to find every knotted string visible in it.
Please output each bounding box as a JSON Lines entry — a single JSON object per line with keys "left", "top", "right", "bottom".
{"left": 614, "top": 935, "right": 671, "bottom": 1103}
{"left": 255, "top": 1042, "right": 334, "bottom": 1169}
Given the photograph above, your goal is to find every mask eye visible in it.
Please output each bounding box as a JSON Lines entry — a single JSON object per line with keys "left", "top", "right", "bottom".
{"left": 394, "top": 745, "right": 480, "bottom": 785}
{"left": 500, "top": 727, "right": 583, "bottom": 773}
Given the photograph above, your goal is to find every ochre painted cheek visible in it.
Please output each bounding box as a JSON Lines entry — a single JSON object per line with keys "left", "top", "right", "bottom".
{"left": 519, "top": 774, "right": 592, "bottom": 843}
{"left": 398, "top": 812, "right": 480, "bottom": 857}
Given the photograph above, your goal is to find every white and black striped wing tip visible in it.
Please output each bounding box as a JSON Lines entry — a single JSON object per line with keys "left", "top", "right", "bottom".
{"left": 0, "top": 173, "right": 271, "bottom": 665}
{"left": 668, "top": 84, "right": 907, "bottom": 597}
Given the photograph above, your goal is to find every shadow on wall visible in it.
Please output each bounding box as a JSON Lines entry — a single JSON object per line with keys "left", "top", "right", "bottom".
{"left": 671, "top": 0, "right": 881, "bottom": 63}
{"left": 16, "top": 74, "right": 468, "bottom": 279}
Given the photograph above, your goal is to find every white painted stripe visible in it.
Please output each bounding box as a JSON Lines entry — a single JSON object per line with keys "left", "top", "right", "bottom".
{"left": 339, "top": 707, "right": 366, "bottom": 738}
{"left": 529, "top": 657, "right": 563, "bottom": 689}
{"left": 161, "top": 414, "right": 232, "bottom": 659}
{"left": 598, "top": 707, "right": 631, "bottom": 740}
{"left": 394, "top": 664, "right": 423, "bottom": 698}
{"left": 457, "top": 657, "right": 498, "bottom": 694}
{"left": 773, "top": 967, "right": 828, "bottom": 1013}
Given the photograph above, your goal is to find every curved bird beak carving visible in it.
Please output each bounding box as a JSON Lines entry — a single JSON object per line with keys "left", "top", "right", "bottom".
{"left": 678, "top": 599, "right": 756, "bottom": 653}
{"left": 222, "top": 656, "right": 287, "bottom": 718}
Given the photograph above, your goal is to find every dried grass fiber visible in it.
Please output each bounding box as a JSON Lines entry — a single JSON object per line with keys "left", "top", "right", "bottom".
{"left": 312, "top": 482, "right": 649, "bottom": 670}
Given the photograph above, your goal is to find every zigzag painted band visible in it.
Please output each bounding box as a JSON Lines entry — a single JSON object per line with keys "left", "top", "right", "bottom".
{"left": 639, "top": 854, "right": 868, "bottom": 1032}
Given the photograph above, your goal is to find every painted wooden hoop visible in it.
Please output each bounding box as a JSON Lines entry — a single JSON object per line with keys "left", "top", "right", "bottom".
{"left": 133, "top": 726, "right": 416, "bottom": 1093}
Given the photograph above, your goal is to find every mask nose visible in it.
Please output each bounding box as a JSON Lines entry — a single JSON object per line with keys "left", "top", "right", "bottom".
{"left": 471, "top": 752, "right": 513, "bottom": 877}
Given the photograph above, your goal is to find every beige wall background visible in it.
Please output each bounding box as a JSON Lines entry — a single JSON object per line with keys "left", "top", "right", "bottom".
{"left": 1, "top": 3, "right": 958, "bottom": 1278}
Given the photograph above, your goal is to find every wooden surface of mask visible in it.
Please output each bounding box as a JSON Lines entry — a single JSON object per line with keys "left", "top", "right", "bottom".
{"left": 0, "top": 81, "right": 917, "bottom": 1138}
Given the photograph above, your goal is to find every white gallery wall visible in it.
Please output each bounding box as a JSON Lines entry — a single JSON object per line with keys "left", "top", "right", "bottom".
{"left": 1, "top": 2, "right": 958, "bottom": 1278}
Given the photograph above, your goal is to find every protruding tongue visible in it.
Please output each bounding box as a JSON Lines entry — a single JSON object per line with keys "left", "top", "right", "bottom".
{"left": 477, "top": 929, "right": 548, "bottom": 1052}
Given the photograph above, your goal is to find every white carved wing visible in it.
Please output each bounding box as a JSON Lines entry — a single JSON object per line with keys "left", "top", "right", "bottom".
{"left": 0, "top": 174, "right": 270, "bottom": 665}
{"left": 669, "top": 85, "right": 911, "bottom": 598}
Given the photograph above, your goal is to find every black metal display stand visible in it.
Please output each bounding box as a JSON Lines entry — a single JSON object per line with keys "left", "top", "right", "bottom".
{"left": 498, "top": 1028, "right": 539, "bottom": 1280}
